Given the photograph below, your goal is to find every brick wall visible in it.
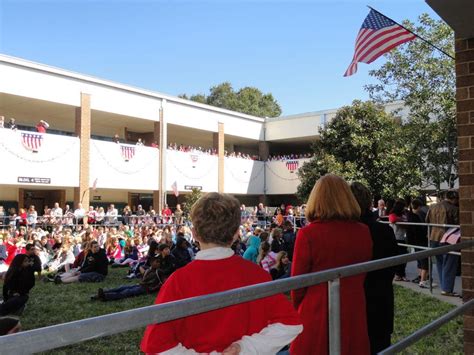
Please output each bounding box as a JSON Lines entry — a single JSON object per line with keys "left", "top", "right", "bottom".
{"left": 456, "top": 37, "right": 474, "bottom": 354}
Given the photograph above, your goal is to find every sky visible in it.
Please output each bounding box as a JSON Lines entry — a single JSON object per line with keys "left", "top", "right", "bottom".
{"left": 0, "top": 0, "right": 442, "bottom": 115}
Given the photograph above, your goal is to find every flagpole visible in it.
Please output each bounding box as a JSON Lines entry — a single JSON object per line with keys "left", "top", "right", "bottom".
{"left": 367, "top": 6, "right": 455, "bottom": 60}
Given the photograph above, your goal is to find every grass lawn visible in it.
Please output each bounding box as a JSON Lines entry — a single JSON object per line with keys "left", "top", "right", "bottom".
{"left": 14, "top": 269, "right": 463, "bottom": 354}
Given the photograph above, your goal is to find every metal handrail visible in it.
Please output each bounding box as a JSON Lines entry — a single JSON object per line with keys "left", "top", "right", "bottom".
{"left": 380, "top": 299, "right": 474, "bottom": 354}
{"left": 0, "top": 240, "right": 472, "bottom": 354}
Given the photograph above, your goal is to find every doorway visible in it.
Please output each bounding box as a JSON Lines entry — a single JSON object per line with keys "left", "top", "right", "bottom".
{"left": 20, "top": 189, "right": 65, "bottom": 216}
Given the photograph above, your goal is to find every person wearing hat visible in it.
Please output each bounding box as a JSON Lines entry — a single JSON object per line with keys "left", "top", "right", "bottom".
{"left": 36, "top": 119, "right": 49, "bottom": 133}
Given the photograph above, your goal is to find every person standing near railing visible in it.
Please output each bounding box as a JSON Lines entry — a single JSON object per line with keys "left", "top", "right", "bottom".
{"left": 255, "top": 203, "right": 267, "bottom": 228}
{"left": 388, "top": 199, "right": 408, "bottom": 282}
{"left": 290, "top": 174, "right": 372, "bottom": 355}
{"left": 351, "top": 182, "right": 398, "bottom": 355}
{"left": 26, "top": 205, "right": 38, "bottom": 229}
{"left": 73, "top": 203, "right": 85, "bottom": 226}
{"left": 426, "top": 191, "right": 460, "bottom": 297}
{"left": 406, "top": 199, "right": 430, "bottom": 288}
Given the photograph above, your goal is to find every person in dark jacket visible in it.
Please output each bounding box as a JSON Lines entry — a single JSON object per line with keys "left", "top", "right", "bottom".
{"left": 93, "top": 256, "right": 165, "bottom": 301}
{"left": 270, "top": 228, "right": 287, "bottom": 254}
{"left": 1, "top": 254, "right": 34, "bottom": 315}
{"left": 157, "top": 244, "right": 177, "bottom": 278}
{"left": 171, "top": 237, "right": 191, "bottom": 269}
{"left": 351, "top": 182, "right": 398, "bottom": 354}
{"left": 282, "top": 221, "right": 296, "bottom": 260}
{"left": 58, "top": 241, "right": 108, "bottom": 283}
{"left": 406, "top": 199, "right": 429, "bottom": 287}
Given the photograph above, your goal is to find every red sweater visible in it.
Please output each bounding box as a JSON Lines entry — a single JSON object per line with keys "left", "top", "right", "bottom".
{"left": 141, "top": 255, "right": 300, "bottom": 353}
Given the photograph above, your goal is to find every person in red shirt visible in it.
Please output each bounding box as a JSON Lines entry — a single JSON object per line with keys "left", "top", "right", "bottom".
{"left": 290, "top": 174, "right": 372, "bottom": 355}
{"left": 161, "top": 204, "right": 172, "bottom": 224}
{"left": 141, "top": 193, "right": 302, "bottom": 354}
{"left": 36, "top": 120, "right": 49, "bottom": 133}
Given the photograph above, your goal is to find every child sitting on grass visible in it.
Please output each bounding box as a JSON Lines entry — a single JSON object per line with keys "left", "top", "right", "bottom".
{"left": 92, "top": 256, "right": 164, "bottom": 301}
{"left": 141, "top": 193, "right": 302, "bottom": 354}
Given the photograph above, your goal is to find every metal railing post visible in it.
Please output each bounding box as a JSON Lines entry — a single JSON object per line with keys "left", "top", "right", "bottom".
{"left": 428, "top": 225, "right": 433, "bottom": 294}
{"left": 328, "top": 278, "right": 341, "bottom": 355}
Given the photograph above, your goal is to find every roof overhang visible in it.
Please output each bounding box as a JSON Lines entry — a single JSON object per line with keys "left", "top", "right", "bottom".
{"left": 426, "top": 0, "right": 474, "bottom": 38}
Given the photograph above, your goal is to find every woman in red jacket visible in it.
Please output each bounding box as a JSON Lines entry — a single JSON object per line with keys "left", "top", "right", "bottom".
{"left": 291, "top": 174, "right": 373, "bottom": 355}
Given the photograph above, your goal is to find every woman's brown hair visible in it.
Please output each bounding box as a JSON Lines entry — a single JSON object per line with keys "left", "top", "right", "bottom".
{"left": 305, "top": 174, "right": 361, "bottom": 222}
{"left": 190, "top": 192, "right": 240, "bottom": 246}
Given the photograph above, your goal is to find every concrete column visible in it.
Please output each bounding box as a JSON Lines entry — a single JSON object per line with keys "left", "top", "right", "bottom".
{"left": 158, "top": 100, "right": 167, "bottom": 212}
{"left": 455, "top": 37, "right": 474, "bottom": 354}
{"left": 74, "top": 93, "right": 91, "bottom": 209}
{"left": 18, "top": 189, "right": 24, "bottom": 210}
{"left": 153, "top": 121, "right": 161, "bottom": 212}
{"left": 213, "top": 122, "right": 225, "bottom": 193}
{"left": 259, "top": 141, "right": 270, "bottom": 161}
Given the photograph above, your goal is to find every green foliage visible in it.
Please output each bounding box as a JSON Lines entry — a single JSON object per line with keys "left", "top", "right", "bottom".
{"left": 183, "top": 188, "right": 202, "bottom": 216}
{"left": 180, "top": 82, "right": 282, "bottom": 118}
{"left": 297, "top": 100, "right": 422, "bottom": 201}
{"left": 365, "top": 14, "right": 456, "bottom": 191}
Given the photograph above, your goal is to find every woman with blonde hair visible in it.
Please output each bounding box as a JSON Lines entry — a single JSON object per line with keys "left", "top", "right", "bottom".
{"left": 290, "top": 174, "right": 372, "bottom": 355}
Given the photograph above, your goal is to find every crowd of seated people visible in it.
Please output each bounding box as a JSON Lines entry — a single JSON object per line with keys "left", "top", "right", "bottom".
{"left": 0, "top": 180, "right": 422, "bottom": 354}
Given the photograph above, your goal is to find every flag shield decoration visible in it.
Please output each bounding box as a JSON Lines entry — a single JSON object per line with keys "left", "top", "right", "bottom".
{"left": 121, "top": 145, "right": 135, "bottom": 162}
{"left": 21, "top": 133, "right": 43, "bottom": 152}
{"left": 286, "top": 160, "right": 299, "bottom": 173}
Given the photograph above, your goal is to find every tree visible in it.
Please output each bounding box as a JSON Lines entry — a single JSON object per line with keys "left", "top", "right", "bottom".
{"left": 365, "top": 14, "right": 456, "bottom": 192}
{"left": 179, "top": 82, "right": 282, "bottom": 118}
{"left": 183, "top": 188, "right": 203, "bottom": 217}
{"left": 297, "top": 100, "right": 422, "bottom": 201}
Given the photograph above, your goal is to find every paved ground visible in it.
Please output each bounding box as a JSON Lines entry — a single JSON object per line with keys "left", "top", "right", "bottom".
{"left": 394, "top": 260, "right": 462, "bottom": 306}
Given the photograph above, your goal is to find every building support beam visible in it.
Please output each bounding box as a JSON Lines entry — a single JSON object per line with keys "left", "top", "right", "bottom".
{"left": 158, "top": 101, "right": 167, "bottom": 212}
{"left": 213, "top": 123, "right": 225, "bottom": 193}
{"left": 74, "top": 93, "right": 91, "bottom": 210}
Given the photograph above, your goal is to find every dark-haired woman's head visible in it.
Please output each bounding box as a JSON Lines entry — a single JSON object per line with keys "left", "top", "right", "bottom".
{"left": 391, "top": 199, "right": 406, "bottom": 216}
{"left": 350, "top": 182, "right": 372, "bottom": 215}
{"left": 5, "top": 254, "right": 29, "bottom": 283}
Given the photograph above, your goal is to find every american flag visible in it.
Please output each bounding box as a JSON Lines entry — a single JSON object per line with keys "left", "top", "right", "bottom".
{"left": 344, "top": 9, "right": 416, "bottom": 77}
{"left": 121, "top": 145, "right": 135, "bottom": 162}
{"left": 171, "top": 181, "right": 179, "bottom": 197}
{"left": 286, "top": 160, "right": 299, "bottom": 173}
{"left": 21, "top": 132, "right": 43, "bottom": 152}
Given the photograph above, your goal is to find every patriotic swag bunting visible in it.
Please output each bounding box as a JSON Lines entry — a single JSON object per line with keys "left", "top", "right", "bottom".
{"left": 190, "top": 154, "right": 199, "bottom": 168}
{"left": 286, "top": 160, "right": 299, "bottom": 173}
{"left": 344, "top": 9, "right": 416, "bottom": 76}
{"left": 120, "top": 145, "right": 135, "bottom": 162}
{"left": 21, "top": 133, "right": 43, "bottom": 152}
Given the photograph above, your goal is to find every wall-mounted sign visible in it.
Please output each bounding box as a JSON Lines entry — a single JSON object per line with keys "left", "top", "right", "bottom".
{"left": 184, "top": 185, "right": 202, "bottom": 191}
{"left": 93, "top": 196, "right": 102, "bottom": 201}
{"left": 17, "top": 176, "right": 51, "bottom": 184}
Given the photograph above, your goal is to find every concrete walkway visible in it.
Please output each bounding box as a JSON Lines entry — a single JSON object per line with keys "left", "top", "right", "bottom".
{"left": 394, "top": 260, "right": 462, "bottom": 306}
